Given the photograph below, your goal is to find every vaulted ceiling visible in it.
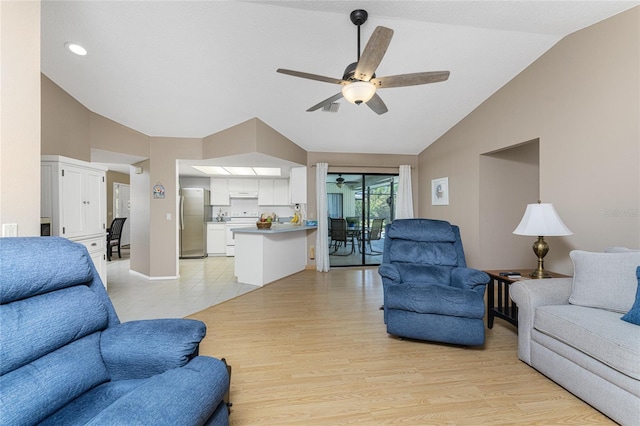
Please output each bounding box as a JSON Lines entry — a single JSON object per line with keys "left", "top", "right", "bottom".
{"left": 41, "top": 1, "right": 638, "bottom": 156}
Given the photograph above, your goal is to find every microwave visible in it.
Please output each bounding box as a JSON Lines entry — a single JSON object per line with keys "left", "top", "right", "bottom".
{"left": 40, "top": 218, "right": 52, "bottom": 237}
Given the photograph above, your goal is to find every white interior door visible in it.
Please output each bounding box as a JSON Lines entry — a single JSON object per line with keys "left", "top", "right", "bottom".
{"left": 114, "top": 183, "right": 131, "bottom": 246}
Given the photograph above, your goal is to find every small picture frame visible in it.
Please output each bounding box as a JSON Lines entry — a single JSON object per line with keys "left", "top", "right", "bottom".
{"left": 431, "top": 177, "right": 449, "bottom": 206}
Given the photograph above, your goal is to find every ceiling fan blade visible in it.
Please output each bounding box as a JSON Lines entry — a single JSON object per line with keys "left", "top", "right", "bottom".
{"left": 371, "top": 71, "right": 450, "bottom": 89}
{"left": 354, "top": 26, "right": 394, "bottom": 82}
{"left": 277, "top": 69, "right": 345, "bottom": 85}
{"left": 366, "top": 93, "right": 388, "bottom": 115}
{"left": 306, "top": 93, "right": 344, "bottom": 112}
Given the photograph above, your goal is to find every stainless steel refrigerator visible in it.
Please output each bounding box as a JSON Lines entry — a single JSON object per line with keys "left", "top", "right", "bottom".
{"left": 179, "top": 188, "right": 210, "bottom": 258}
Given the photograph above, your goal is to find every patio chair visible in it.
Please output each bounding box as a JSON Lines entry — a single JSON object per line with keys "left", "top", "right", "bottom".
{"left": 364, "top": 218, "right": 384, "bottom": 254}
{"left": 329, "top": 218, "right": 354, "bottom": 255}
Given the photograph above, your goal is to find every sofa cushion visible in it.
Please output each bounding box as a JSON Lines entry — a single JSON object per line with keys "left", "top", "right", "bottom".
{"left": 389, "top": 240, "right": 458, "bottom": 266}
{"left": 0, "top": 237, "right": 93, "bottom": 304}
{"left": 40, "top": 379, "right": 146, "bottom": 425}
{"left": 568, "top": 250, "right": 640, "bottom": 313}
{"left": 386, "top": 282, "right": 485, "bottom": 318}
{"left": 534, "top": 304, "right": 640, "bottom": 380}
{"left": 395, "top": 264, "right": 452, "bottom": 285}
{"left": 621, "top": 266, "right": 640, "bottom": 326}
{"left": 386, "top": 218, "right": 456, "bottom": 242}
{"left": 0, "top": 285, "right": 108, "bottom": 375}
{"left": 0, "top": 333, "right": 111, "bottom": 425}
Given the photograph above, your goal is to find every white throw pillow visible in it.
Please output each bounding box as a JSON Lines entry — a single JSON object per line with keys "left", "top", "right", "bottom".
{"left": 569, "top": 250, "right": 640, "bottom": 313}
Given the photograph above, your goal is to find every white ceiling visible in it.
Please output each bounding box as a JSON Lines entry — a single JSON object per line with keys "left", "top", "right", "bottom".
{"left": 41, "top": 1, "right": 638, "bottom": 166}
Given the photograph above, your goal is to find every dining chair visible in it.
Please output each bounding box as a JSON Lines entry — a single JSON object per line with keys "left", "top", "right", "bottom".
{"left": 106, "top": 217, "right": 127, "bottom": 261}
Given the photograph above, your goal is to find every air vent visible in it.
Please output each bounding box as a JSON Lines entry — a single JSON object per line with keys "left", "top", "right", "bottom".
{"left": 322, "top": 103, "right": 340, "bottom": 113}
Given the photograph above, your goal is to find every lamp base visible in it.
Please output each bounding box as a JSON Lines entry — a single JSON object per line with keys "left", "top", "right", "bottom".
{"left": 530, "top": 236, "right": 551, "bottom": 279}
{"left": 529, "top": 268, "right": 552, "bottom": 279}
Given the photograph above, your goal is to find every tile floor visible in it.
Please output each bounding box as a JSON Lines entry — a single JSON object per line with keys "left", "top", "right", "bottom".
{"left": 106, "top": 249, "right": 257, "bottom": 322}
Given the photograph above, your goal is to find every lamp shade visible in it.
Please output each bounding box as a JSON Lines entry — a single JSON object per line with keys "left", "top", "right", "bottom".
{"left": 513, "top": 203, "right": 573, "bottom": 236}
{"left": 341, "top": 81, "right": 376, "bottom": 104}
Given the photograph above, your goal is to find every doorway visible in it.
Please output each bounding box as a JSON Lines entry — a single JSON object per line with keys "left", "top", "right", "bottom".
{"left": 113, "top": 183, "right": 131, "bottom": 247}
{"left": 326, "top": 173, "right": 398, "bottom": 267}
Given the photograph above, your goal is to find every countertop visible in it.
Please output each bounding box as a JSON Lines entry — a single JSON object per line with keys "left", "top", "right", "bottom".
{"left": 231, "top": 224, "right": 317, "bottom": 234}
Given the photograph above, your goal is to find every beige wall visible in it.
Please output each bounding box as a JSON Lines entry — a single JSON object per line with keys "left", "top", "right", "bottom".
{"left": 0, "top": 1, "right": 41, "bottom": 237}
{"left": 418, "top": 8, "right": 640, "bottom": 274}
{"left": 203, "top": 117, "right": 306, "bottom": 165}
{"left": 130, "top": 159, "right": 150, "bottom": 276}
{"left": 149, "top": 137, "right": 202, "bottom": 278}
{"left": 90, "top": 113, "right": 149, "bottom": 158}
{"left": 41, "top": 75, "right": 91, "bottom": 161}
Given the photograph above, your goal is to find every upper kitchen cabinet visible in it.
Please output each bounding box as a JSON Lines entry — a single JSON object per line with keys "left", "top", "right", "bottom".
{"left": 258, "top": 179, "right": 289, "bottom": 206}
{"left": 227, "top": 178, "right": 259, "bottom": 193}
{"left": 289, "top": 167, "right": 307, "bottom": 204}
{"left": 210, "top": 178, "right": 230, "bottom": 205}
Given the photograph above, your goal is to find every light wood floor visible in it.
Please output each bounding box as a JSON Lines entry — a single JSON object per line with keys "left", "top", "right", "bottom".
{"left": 188, "top": 267, "right": 613, "bottom": 425}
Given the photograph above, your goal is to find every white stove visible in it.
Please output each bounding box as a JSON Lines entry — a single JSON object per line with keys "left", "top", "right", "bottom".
{"left": 225, "top": 215, "right": 259, "bottom": 256}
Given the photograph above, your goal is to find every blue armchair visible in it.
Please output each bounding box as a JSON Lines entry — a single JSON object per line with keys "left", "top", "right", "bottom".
{"left": 378, "top": 219, "right": 489, "bottom": 346}
{"left": 0, "top": 237, "right": 230, "bottom": 425}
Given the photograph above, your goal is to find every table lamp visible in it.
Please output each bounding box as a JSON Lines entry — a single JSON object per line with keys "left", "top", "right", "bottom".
{"left": 513, "top": 201, "right": 573, "bottom": 278}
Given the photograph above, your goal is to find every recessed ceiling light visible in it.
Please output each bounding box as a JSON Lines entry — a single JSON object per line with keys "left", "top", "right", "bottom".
{"left": 65, "top": 42, "right": 87, "bottom": 56}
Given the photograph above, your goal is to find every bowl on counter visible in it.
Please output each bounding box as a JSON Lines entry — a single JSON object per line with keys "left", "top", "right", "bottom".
{"left": 256, "top": 221, "right": 272, "bottom": 229}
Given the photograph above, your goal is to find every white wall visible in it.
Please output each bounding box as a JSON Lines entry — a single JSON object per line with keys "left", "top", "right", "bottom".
{"left": 0, "top": 1, "right": 41, "bottom": 236}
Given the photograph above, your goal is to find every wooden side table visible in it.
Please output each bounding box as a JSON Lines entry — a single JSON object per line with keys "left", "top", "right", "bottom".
{"left": 484, "top": 269, "right": 571, "bottom": 329}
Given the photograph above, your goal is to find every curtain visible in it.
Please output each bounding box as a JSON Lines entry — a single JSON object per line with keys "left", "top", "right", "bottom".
{"left": 315, "top": 163, "right": 330, "bottom": 272}
{"left": 396, "top": 165, "right": 414, "bottom": 219}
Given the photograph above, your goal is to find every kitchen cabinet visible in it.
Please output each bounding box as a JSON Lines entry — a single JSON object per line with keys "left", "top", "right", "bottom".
{"left": 289, "top": 167, "right": 307, "bottom": 204}
{"left": 207, "top": 223, "right": 226, "bottom": 255}
{"left": 210, "top": 178, "right": 230, "bottom": 205}
{"left": 41, "top": 156, "right": 107, "bottom": 286}
{"left": 228, "top": 178, "right": 259, "bottom": 192}
{"left": 258, "top": 179, "right": 290, "bottom": 206}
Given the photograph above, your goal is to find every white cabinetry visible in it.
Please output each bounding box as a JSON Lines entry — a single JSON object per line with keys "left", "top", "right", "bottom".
{"left": 41, "top": 156, "right": 107, "bottom": 287}
{"left": 210, "top": 178, "right": 230, "bottom": 205}
{"left": 289, "top": 167, "right": 307, "bottom": 204}
{"left": 258, "top": 179, "right": 290, "bottom": 206}
{"left": 206, "top": 223, "right": 226, "bottom": 255}
{"left": 228, "top": 179, "right": 259, "bottom": 192}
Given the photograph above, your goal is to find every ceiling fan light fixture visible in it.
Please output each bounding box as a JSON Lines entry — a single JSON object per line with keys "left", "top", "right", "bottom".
{"left": 342, "top": 81, "right": 376, "bottom": 105}
{"left": 336, "top": 175, "right": 345, "bottom": 188}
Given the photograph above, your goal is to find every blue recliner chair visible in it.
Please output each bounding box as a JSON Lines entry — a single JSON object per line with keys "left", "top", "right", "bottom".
{"left": 378, "top": 219, "right": 489, "bottom": 346}
{"left": 0, "top": 237, "right": 230, "bottom": 425}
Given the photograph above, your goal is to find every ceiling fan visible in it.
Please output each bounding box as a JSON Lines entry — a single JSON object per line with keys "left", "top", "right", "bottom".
{"left": 277, "top": 9, "right": 450, "bottom": 115}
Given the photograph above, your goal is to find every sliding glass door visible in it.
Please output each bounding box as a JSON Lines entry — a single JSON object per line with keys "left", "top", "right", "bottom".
{"left": 326, "top": 173, "right": 398, "bottom": 267}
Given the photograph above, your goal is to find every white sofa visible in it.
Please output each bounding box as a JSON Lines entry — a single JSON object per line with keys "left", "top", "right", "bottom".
{"left": 510, "top": 248, "right": 640, "bottom": 425}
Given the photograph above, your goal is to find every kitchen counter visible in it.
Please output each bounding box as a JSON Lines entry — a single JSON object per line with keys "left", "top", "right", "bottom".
{"left": 233, "top": 224, "right": 316, "bottom": 286}
{"left": 231, "top": 224, "right": 317, "bottom": 234}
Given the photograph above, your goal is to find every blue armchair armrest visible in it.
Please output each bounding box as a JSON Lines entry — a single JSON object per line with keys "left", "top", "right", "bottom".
{"left": 450, "top": 267, "right": 489, "bottom": 291}
{"left": 100, "top": 319, "right": 206, "bottom": 380}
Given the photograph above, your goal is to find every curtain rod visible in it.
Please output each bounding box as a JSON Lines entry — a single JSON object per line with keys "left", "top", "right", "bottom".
{"left": 310, "top": 164, "right": 414, "bottom": 169}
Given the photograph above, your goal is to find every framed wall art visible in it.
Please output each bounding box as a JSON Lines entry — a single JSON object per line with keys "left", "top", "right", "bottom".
{"left": 431, "top": 177, "right": 449, "bottom": 206}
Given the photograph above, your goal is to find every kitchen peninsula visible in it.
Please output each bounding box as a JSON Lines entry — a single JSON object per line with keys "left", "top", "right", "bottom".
{"left": 233, "top": 224, "right": 316, "bottom": 286}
